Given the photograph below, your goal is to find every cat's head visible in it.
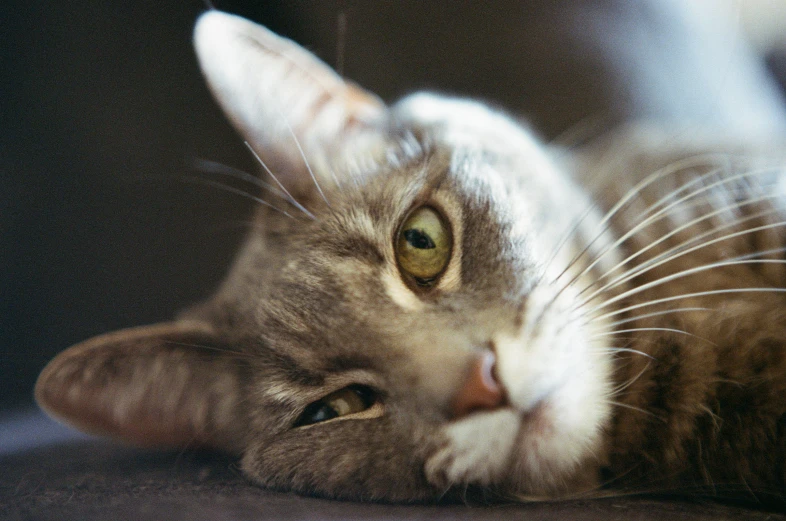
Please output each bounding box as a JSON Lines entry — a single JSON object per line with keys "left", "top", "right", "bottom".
{"left": 36, "top": 11, "right": 615, "bottom": 502}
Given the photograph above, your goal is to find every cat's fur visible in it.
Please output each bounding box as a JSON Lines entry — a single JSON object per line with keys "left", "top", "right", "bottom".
{"left": 35, "top": 11, "right": 786, "bottom": 503}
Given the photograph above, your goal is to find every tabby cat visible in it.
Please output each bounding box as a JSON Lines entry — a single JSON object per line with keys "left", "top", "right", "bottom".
{"left": 35, "top": 11, "right": 786, "bottom": 502}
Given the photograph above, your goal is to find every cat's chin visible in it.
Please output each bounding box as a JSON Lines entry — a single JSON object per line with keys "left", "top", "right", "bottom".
{"left": 508, "top": 380, "right": 609, "bottom": 496}
{"left": 424, "top": 389, "right": 607, "bottom": 499}
{"left": 424, "top": 303, "right": 612, "bottom": 499}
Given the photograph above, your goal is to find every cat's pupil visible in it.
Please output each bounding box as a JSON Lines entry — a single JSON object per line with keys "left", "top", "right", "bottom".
{"left": 299, "top": 402, "right": 339, "bottom": 426}
{"left": 404, "top": 229, "right": 436, "bottom": 249}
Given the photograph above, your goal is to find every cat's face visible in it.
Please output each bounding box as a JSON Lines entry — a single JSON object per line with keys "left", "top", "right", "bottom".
{"left": 35, "top": 11, "right": 615, "bottom": 502}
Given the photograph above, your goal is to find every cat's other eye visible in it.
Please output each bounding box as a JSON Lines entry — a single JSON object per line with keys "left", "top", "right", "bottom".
{"left": 294, "top": 385, "right": 378, "bottom": 427}
{"left": 396, "top": 206, "right": 452, "bottom": 286}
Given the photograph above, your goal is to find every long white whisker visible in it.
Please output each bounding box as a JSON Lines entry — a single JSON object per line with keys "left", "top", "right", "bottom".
{"left": 595, "top": 288, "right": 786, "bottom": 322}
{"left": 578, "top": 196, "right": 780, "bottom": 301}
{"left": 192, "top": 157, "right": 287, "bottom": 199}
{"left": 594, "top": 347, "right": 655, "bottom": 360}
{"left": 273, "top": 107, "right": 330, "bottom": 207}
{"left": 579, "top": 221, "right": 786, "bottom": 306}
{"left": 607, "top": 400, "right": 666, "bottom": 422}
{"left": 567, "top": 165, "right": 775, "bottom": 294}
{"left": 548, "top": 113, "right": 611, "bottom": 152}
{"left": 554, "top": 155, "right": 729, "bottom": 289}
{"left": 178, "top": 177, "right": 294, "bottom": 219}
{"left": 541, "top": 202, "right": 599, "bottom": 283}
{"left": 603, "top": 307, "right": 711, "bottom": 328}
{"left": 591, "top": 327, "right": 698, "bottom": 339}
{"left": 591, "top": 256, "right": 786, "bottom": 314}
{"left": 245, "top": 142, "right": 316, "bottom": 220}
{"left": 609, "top": 361, "right": 653, "bottom": 395}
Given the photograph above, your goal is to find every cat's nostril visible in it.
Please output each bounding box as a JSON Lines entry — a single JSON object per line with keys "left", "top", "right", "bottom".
{"left": 450, "top": 351, "right": 506, "bottom": 420}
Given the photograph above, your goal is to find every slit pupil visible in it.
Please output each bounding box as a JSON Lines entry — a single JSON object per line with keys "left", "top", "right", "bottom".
{"left": 404, "top": 229, "right": 435, "bottom": 249}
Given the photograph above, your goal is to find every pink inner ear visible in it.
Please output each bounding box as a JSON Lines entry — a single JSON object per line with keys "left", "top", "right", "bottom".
{"left": 35, "top": 321, "right": 245, "bottom": 453}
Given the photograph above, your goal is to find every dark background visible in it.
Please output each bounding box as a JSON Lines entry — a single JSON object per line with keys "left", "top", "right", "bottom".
{"left": 2, "top": 0, "right": 279, "bottom": 409}
{"left": 4, "top": 1, "right": 786, "bottom": 411}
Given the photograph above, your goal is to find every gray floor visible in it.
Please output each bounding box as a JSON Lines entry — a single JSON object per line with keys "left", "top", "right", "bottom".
{"left": 2, "top": 409, "right": 784, "bottom": 521}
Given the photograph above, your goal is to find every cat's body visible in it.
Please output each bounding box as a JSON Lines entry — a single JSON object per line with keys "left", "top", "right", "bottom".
{"left": 35, "top": 10, "right": 786, "bottom": 504}
{"left": 573, "top": 129, "right": 786, "bottom": 499}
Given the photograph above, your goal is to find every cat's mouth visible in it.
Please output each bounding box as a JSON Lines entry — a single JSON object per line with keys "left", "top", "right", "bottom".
{"left": 519, "top": 394, "right": 550, "bottom": 425}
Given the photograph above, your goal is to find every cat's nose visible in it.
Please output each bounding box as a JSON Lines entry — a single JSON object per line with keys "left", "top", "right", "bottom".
{"left": 450, "top": 351, "right": 506, "bottom": 419}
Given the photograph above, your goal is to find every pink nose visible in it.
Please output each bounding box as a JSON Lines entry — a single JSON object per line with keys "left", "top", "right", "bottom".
{"left": 450, "top": 351, "right": 506, "bottom": 419}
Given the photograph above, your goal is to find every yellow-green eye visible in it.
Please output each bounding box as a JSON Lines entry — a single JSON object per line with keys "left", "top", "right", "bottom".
{"left": 396, "top": 206, "right": 451, "bottom": 284}
{"left": 294, "top": 385, "right": 377, "bottom": 427}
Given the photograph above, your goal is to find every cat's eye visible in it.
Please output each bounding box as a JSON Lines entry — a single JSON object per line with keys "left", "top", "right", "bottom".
{"left": 294, "top": 385, "right": 378, "bottom": 427}
{"left": 396, "top": 206, "right": 452, "bottom": 285}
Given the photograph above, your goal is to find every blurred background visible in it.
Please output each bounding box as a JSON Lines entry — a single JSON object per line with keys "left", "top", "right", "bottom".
{"left": 3, "top": 0, "right": 786, "bottom": 413}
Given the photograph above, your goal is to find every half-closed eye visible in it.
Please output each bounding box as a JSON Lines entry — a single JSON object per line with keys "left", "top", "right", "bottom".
{"left": 294, "top": 384, "right": 381, "bottom": 427}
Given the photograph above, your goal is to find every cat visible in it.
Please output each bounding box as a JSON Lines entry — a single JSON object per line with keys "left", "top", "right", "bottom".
{"left": 35, "top": 10, "right": 786, "bottom": 503}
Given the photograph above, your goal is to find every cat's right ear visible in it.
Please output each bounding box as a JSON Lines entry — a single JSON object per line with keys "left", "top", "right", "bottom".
{"left": 193, "top": 11, "right": 386, "bottom": 187}
{"left": 35, "top": 320, "right": 247, "bottom": 453}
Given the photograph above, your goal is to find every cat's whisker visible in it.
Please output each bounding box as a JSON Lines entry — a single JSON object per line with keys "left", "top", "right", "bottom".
{"left": 540, "top": 202, "right": 600, "bottom": 285}
{"left": 244, "top": 141, "right": 317, "bottom": 220}
{"left": 177, "top": 176, "right": 295, "bottom": 219}
{"left": 326, "top": 162, "right": 343, "bottom": 190}
{"left": 593, "top": 346, "right": 654, "bottom": 360}
{"left": 588, "top": 257, "right": 786, "bottom": 315}
{"left": 608, "top": 360, "right": 653, "bottom": 396}
{"left": 595, "top": 287, "right": 786, "bottom": 323}
{"left": 273, "top": 107, "right": 331, "bottom": 208}
{"left": 191, "top": 157, "right": 287, "bottom": 200}
{"left": 547, "top": 112, "right": 611, "bottom": 152}
{"left": 615, "top": 161, "right": 778, "bottom": 232}
{"left": 698, "top": 404, "right": 723, "bottom": 432}
{"left": 603, "top": 307, "right": 711, "bottom": 328}
{"left": 583, "top": 242, "right": 786, "bottom": 314}
{"left": 577, "top": 182, "right": 779, "bottom": 285}
{"left": 579, "top": 218, "right": 786, "bottom": 309}
{"left": 567, "top": 163, "right": 775, "bottom": 297}
{"left": 599, "top": 236, "right": 786, "bottom": 305}
{"left": 591, "top": 327, "right": 699, "bottom": 340}
{"left": 549, "top": 172, "right": 728, "bottom": 318}
{"left": 579, "top": 197, "right": 781, "bottom": 302}
{"left": 554, "top": 155, "right": 730, "bottom": 286}
{"left": 606, "top": 400, "right": 666, "bottom": 422}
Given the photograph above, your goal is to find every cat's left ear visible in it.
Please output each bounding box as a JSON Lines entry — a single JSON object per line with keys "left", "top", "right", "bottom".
{"left": 35, "top": 320, "right": 246, "bottom": 453}
{"left": 193, "top": 10, "right": 386, "bottom": 188}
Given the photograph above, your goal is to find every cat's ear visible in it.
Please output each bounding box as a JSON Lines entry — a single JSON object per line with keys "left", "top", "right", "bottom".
{"left": 35, "top": 320, "right": 246, "bottom": 453}
{"left": 193, "top": 10, "right": 385, "bottom": 185}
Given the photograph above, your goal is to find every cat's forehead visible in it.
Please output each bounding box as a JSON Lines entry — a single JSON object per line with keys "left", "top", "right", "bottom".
{"left": 235, "top": 97, "right": 556, "bottom": 388}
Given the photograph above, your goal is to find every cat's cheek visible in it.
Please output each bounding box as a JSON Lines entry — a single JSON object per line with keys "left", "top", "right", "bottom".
{"left": 509, "top": 377, "right": 611, "bottom": 495}
{"left": 237, "top": 423, "right": 438, "bottom": 502}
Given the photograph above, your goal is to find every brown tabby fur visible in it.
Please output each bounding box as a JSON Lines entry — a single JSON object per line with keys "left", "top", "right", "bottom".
{"left": 36, "top": 11, "right": 786, "bottom": 503}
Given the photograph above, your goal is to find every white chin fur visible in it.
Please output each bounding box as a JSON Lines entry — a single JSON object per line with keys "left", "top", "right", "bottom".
{"left": 425, "top": 284, "right": 612, "bottom": 496}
